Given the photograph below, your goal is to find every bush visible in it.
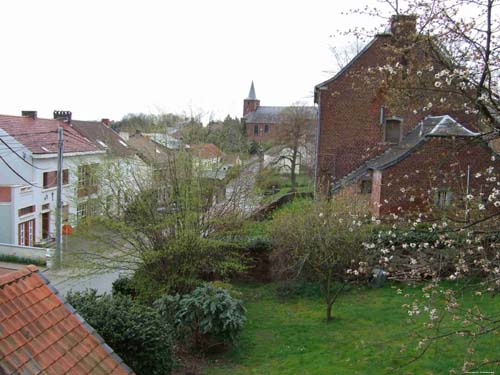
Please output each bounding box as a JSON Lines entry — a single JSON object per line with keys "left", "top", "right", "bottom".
{"left": 111, "top": 275, "right": 137, "bottom": 297}
{"left": 155, "top": 284, "right": 246, "bottom": 352}
{"left": 66, "top": 290, "right": 173, "bottom": 375}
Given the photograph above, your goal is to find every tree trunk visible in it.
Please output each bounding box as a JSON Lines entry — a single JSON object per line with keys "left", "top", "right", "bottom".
{"left": 326, "top": 301, "right": 333, "bottom": 322}
{"left": 290, "top": 148, "right": 298, "bottom": 192}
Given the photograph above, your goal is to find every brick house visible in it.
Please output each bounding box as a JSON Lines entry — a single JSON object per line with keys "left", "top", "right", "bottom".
{"left": 314, "top": 15, "right": 499, "bottom": 216}
{"left": 242, "top": 81, "right": 316, "bottom": 142}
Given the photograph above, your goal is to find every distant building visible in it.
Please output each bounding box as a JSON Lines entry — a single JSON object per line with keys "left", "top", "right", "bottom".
{"left": 242, "top": 81, "right": 316, "bottom": 142}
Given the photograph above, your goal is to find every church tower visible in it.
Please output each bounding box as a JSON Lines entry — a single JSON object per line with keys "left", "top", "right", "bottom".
{"left": 243, "top": 81, "right": 260, "bottom": 116}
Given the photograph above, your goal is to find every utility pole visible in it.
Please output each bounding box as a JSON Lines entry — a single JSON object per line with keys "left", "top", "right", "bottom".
{"left": 54, "top": 127, "right": 64, "bottom": 268}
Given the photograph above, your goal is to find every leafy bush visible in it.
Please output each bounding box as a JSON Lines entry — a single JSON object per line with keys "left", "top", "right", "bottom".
{"left": 66, "top": 290, "right": 173, "bottom": 375}
{"left": 155, "top": 284, "right": 246, "bottom": 352}
{"left": 111, "top": 275, "right": 137, "bottom": 297}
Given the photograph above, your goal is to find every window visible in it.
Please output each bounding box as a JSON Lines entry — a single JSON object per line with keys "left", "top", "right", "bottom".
{"left": 253, "top": 125, "right": 259, "bottom": 135}
{"left": 435, "top": 189, "right": 451, "bottom": 209}
{"left": 18, "top": 205, "right": 35, "bottom": 217}
{"left": 264, "top": 124, "right": 269, "bottom": 133}
{"left": 18, "top": 219, "right": 35, "bottom": 246}
{"left": 77, "top": 164, "right": 99, "bottom": 197}
{"left": 384, "top": 118, "right": 402, "bottom": 144}
{"left": 42, "top": 203, "right": 50, "bottom": 211}
{"left": 63, "top": 169, "right": 69, "bottom": 185}
{"left": 360, "top": 180, "right": 372, "bottom": 194}
{"left": 77, "top": 198, "right": 99, "bottom": 222}
{"left": 43, "top": 169, "right": 69, "bottom": 188}
{"left": 43, "top": 171, "right": 57, "bottom": 189}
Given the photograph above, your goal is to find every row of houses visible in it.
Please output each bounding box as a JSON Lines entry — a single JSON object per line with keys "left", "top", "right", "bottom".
{"left": 244, "top": 14, "right": 499, "bottom": 217}
{"left": 0, "top": 111, "right": 230, "bottom": 247}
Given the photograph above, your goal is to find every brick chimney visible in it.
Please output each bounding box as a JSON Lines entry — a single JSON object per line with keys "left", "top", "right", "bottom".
{"left": 53, "top": 110, "right": 72, "bottom": 125}
{"left": 21, "top": 111, "right": 37, "bottom": 120}
{"left": 101, "top": 118, "right": 110, "bottom": 126}
{"left": 390, "top": 14, "right": 417, "bottom": 38}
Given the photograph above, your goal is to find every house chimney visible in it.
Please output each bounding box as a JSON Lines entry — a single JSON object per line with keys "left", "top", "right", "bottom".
{"left": 21, "top": 111, "right": 37, "bottom": 120}
{"left": 53, "top": 110, "right": 72, "bottom": 125}
{"left": 101, "top": 118, "right": 110, "bottom": 126}
{"left": 390, "top": 14, "right": 417, "bottom": 38}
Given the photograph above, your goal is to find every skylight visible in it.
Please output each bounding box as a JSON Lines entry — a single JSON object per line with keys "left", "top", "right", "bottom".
{"left": 118, "top": 139, "right": 128, "bottom": 147}
{"left": 97, "top": 140, "right": 108, "bottom": 148}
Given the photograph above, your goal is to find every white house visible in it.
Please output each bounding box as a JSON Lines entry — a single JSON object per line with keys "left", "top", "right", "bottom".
{"left": 0, "top": 112, "right": 105, "bottom": 246}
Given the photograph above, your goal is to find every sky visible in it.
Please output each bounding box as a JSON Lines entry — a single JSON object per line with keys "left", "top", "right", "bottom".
{"left": 0, "top": 0, "right": 386, "bottom": 123}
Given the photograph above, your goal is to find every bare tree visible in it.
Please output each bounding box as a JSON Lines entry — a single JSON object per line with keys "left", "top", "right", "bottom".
{"left": 276, "top": 104, "right": 317, "bottom": 192}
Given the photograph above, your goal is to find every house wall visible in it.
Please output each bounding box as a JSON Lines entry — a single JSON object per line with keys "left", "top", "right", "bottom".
{"left": 375, "top": 137, "right": 499, "bottom": 217}
{"left": 245, "top": 122, "right": 279, "bottom": 142}
{"left": 315, "top": 30, "right": 477, "bottom": 192}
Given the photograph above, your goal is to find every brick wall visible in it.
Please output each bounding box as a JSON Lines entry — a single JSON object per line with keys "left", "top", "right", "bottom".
{"left": 316, "top": 34, "right": 477, "bottom": 191}
{"left": 375, "top": 137, "right": 499, "bottom": 217}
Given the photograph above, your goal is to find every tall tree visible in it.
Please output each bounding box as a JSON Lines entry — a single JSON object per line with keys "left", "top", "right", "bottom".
{"left": 276, "top": 104, "right": 317, "bottom": 191}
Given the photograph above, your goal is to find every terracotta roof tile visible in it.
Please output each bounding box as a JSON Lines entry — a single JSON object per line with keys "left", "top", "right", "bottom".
{"left": 0, "top": 114, "right": 99, "bottom": 154}
{"left": 191, "top": 143, "right": 224, "bottom": 159}
{"left": 0, "top": 266, "right": 134, "bottom": 374}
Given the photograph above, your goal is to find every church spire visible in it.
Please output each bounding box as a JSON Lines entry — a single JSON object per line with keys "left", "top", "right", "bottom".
{"left": 247, "top": 81, "right": 257, "bottom": 100}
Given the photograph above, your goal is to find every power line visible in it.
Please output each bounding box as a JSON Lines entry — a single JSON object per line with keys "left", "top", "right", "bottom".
{"left": 0, "top": 138, "right": 49, "bottom": 170}
{"left": 0, "top": 153, "right": 43, "bottom": 188}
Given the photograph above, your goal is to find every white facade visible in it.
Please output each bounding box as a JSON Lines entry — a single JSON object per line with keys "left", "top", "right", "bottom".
{"left": 0, "top": 128, "right": 105, "bottom": 246}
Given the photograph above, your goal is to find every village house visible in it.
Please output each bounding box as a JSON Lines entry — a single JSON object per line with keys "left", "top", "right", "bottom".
{"left": 314, "top": 15, "right": 499, "bottom": 216}
{"left": 242, "top": 82, "right": 317, "bottom": 142}
{"left": 0, "top": 265, "right": 134, "bottom": 374}
{"left": 0, "top": 111, "right": 105, "bottom": 246}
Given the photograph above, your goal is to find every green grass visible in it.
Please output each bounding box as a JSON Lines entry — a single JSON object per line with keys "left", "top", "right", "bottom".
{"left": 205, "top": 282, "right": 500, "bottom": 375}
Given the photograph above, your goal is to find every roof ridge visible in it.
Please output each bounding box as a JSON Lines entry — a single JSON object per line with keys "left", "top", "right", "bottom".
{"left": 0, "top": 265, "right": 38, "bottom": 288}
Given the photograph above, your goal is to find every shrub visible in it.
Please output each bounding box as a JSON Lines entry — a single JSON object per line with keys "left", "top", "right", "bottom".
{"left": 111, "top": 275, "right": 137, "bottom": 297}
{"left": 155, "top": 284, "right": 246, "bottom": 352}
{"left": 66, "top": 290, "right": 173, "bottom": 375}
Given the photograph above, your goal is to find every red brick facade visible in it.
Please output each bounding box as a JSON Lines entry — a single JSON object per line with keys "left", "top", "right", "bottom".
{"left": 371, "top": 137, "right": 499, "bottom": 217}
{"left": 314, "top": 16, "right": 476, "bottom": 191}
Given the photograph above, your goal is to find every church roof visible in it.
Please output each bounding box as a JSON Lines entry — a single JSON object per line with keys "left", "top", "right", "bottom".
{"left": 246, "top": 81, "right": 257, "bottom": 100}
{"left": 244, "top": 106, "right": 317, "bottom": 124}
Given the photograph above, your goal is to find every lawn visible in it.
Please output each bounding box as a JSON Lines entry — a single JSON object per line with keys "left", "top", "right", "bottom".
{"left": 205, "top": 282, "right": 499, "bottom": 375}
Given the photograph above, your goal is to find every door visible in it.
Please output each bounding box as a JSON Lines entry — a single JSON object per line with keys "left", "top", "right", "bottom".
{"left": 42, "top": 212, "right": 50, "bottom": 240}
{"left": 18, "top": 219, "right": 35, "bottom": 246}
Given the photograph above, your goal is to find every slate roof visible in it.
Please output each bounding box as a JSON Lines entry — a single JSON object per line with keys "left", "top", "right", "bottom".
{"left": 0, "top": 265, "right": 134, "bottom": 375}
{"left": 331, "top": 115, "right": 481, "bottom": 192}
{"left": 247, "top": 81, "right": 257, "bottom": 100}
{"left": 0, "top": 115, "right": 98, "bottom": 154}
{"left": 72, "top": 120, "right": 135, "bottom": 157}
{"left": 244, "top": 106, "right": 317, "bottom": 124}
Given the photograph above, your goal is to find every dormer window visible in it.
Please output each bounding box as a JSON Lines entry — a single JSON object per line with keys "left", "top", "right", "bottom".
{"left": 384, "top": 117, "right": 402, "bottom": 144}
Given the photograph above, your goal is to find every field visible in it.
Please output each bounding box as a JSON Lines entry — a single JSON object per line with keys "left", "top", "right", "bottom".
{"left": 205, "top": 282, "right": 499, "bottom": 375}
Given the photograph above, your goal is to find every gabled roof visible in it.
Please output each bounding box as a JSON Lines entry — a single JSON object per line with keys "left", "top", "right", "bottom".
{"left": 127, "top": 132, "right": 170, "bottom": 164}
{"left": 191, "top": 143, "right": 224, "bottom": 159}
{"left": 0, "top": 115, "right": 98, "bottom": 154}
{"left": 244, "top": 106, "right": 317, "bottom": 124}
{"left": 0, "top": 265, "right": 134, "bottom": 374}
{"left": 72, "top": 120, "right": 135, "bottom": 157}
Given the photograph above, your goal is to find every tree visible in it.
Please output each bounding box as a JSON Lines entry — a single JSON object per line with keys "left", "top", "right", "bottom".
{"left": 334, "top": 1, "right": 500, "bottom": 370}
{"left": 70, "top": 149, "right": 247, "bottom": 301}
{"left": 268, "top": 195, "right": 373, "bottom": 322}
{"left": 276, "top": 104, "right": 317, "bottom": 191}
{"left": 206, "top": 115, "right": 249, "bottom": 154}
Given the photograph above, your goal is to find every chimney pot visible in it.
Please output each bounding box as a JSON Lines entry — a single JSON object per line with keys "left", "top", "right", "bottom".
{"left": 53, "top": 110, "right": 72, "bottom": 125}
{"left": 101, "top": 118, "right": 110, "bottom": 126}
{"left": 391, "top": 14, "right": 417, "bottom": 38}
{"left": 22, "top": 111, "right": 37, "bottom": 120}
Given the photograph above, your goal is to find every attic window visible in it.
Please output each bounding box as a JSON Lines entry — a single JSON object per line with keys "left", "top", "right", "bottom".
{"left": 435, "top": 189, "right": 451, "bottom": 209}
{"left": 384, "top": 118, "right": 402, "bottom": 144}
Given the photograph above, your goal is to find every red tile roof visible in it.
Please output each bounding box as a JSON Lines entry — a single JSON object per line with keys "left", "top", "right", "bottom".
{"left": 0, "top": 265, "right": 134, "bottom": 375}
{"left": 0, "top": 115, "right": 99, "bottom": 154}
{"left": 191, "top": 143, "right": 224, "bottom": 159}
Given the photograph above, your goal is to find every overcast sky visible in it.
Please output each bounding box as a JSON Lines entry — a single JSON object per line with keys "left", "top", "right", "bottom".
{"left": 0, "top": 0, "right": 386, "bottom": 123}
